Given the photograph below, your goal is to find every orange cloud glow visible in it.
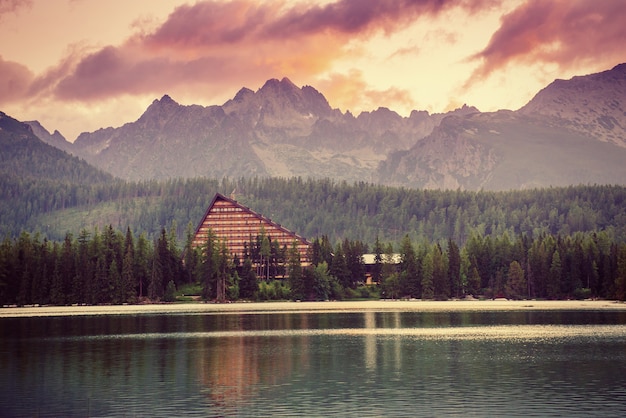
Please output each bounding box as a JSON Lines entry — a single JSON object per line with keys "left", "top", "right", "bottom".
{"left": 466, "top": 0, "right": 626, "bottom": 87}
{"left": 318, "top": 70, "right": 416, "bottom": 115}
{"left": 2, "top": 0, "right": 505, "bottom": 105}
{"left": 0, "top": 0, "right": 623, "bottom": 140}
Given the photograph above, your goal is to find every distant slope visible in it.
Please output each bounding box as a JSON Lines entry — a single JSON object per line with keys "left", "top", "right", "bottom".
{"left": 20, "top": 178, "right": 626, "bottom": 246}
{"left": 67, "top": 77, "right": 476, "bottom": 182}
{"left": 27, "top": 63, "right": 626, "bottom": 190}
{"left": 24, "top": 120, "right": 73, "bottom": 153}
{"left": 0, "top": 111, "right": 116, "bottom": 238}
{"left": 519, "top": 63, "right": 626, "bottom": 147}
{"left": 72, "top": 95, "right": 266, "bottom": 180}
{"left": 378, "top": 64, "right": 626, "bottom": 190}
{"left": 0, "top": 111, "right": 113, "bottom": 183}
{"left": 378, "top": 111, "right": 626, "bottom": 190}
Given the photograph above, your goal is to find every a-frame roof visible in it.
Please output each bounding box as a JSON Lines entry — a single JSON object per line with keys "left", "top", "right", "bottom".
{"left": 194, "top": 193, "right": 310, "bottom": 245}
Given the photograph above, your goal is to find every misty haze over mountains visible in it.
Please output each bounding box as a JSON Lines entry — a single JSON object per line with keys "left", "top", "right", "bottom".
{"left": 17, "top": 63, "right": 626, "bottom": 190}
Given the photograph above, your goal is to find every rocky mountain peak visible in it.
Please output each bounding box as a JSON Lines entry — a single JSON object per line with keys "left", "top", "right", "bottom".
{"left": 26, "top": 65, "right": 626, "bottom": 189}
{"left": 24, "top": 120, "right": 72, "bottom": 151}
{"left": 519, "top": 63, "right": 626, "bottom": 146}
{"left": 147, "top": 94, "right": 179, "bottom": 111}
{"left": 136, "top": 94, "right": 183, "bottom": 129}
{"left": 223, "top": 77, "right": 333, "bottom": 126}
{"left": 259, "top": 77, "right": 298, "bottom": 92}
{"left": 231, "top": 87, "right": 254, "bottom": 103}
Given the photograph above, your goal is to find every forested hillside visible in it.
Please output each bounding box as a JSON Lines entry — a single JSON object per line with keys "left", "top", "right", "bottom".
{"left": 2, "top": 176, "right": 625, "bottom": 246}
{"left": 3, "top": 176, "right": 626, "bottom": 305}
{"left": 2, "top": 198, "right": 626, "bottom": 306}
{"left": 0, "top": 112, "right": 113, "bottom": 184}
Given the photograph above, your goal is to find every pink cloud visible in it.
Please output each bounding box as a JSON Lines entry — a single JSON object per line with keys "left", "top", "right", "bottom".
{"left": 0, "top": 56, "right": 33, "bottom": 103}
{"left": 467, "top": 0, "right": 626, "bottom": 86}
{"left": 264, "top": 0, "right": 501, "bottom": 37}
{"left": 318, "top": 70, "right": 415, "bottom": 114}
{"left": 0, "top": 0, "right": 32, "bottom": 18}
{"left": 45, "top": 0, "right": 501, "bottom": 102}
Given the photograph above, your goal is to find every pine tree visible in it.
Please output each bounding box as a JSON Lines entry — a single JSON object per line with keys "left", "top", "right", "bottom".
{"left": 288, "top": 241, "right": 305, "bottom": 300}
{"left": 615, "top": 244, "right": 626, "bottom": 301}
{"left": 60, "top": 233, "right": 75, "bottom": 303}
{"left": 260, "top": 228, "right": 270, "bottom": 281}
{"left": 50, "top": 243, "right": 65, "bottom": 305}
{"left": 312, "top": 262, "right": 332, "bottom": 301}
{"left": 148, "top": 248, "right": 163, "bottom": 301}
{"left": 183, "top": 221, "right": 199, "bottom": 283}
{"left": 109, "top": 258, "right": 122, "bottom": 304}
{"left": 447, "top": 239, "right": 461, "bottom": 298}
{"left": 467, "top": 265, "right": 481, "bottom": 297}
{"left": 505, "top": 260, "right": 526, "bottom": 300}
{"left": 201, "top": 229, "right": 217, "bottom": 301}
{"left": 548, "top": 250, "right": 562, "bottom": 299}
{"left": 163, "top": 280, "right": 176, "bottom": 302}
{"left": 216, "top": 240, "right": 230, "bottom": 302}
{"left": 432, "top": 243, "right": 449, "bottom": 300}
{"left": 121, "top": 242, "right": 136, "bottom": 303}
{"left": 330, "top": 244, "right": 350, "bottom": 289}
{"left": 372, "top": 235, "right": 383, "bottom": 284}
{"left": 72, "top": 229, "right": 91, "bottom": 304}
{"left": 421, "top": 251, "right": 434, "bottom": 300}
{"left": 399, "top": 235, "right": 419, "bottom": 297}
{"left": 239, "top": 258, "right": 258, "bottom": 299}
{"left": 135, "top": 233, "right": 150, "bottom": 299}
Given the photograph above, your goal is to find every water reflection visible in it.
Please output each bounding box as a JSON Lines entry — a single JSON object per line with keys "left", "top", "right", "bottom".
{"left": 1, "top": 310, "right": 626, "bottom": 417}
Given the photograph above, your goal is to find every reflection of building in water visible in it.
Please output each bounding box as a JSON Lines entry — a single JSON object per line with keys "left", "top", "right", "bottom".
{"left": 392, "top": 312, "right": 402, "bottom": 370}
{"left": 198, "top": 336, "right": 260, "bottom": 410}
{"left": 364, "top": 311, "right": 377, "bottom": 371}
{"left": 197, "top": 314, "right": 312, "bottom": 412}
{"left": 370, "top": 311, "right": 404, "bottom": 370}
{"left": 363, "top": 311, "right": 406, "bottom": 371}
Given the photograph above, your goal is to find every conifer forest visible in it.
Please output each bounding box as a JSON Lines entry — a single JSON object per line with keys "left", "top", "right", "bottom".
{"left": 2, "top": 175, "right": 626, "bottom": 304}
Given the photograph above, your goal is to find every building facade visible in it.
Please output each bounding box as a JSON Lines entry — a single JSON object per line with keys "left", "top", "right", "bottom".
{"left": 192, "top": 193, "right": 311, "bottom": 267}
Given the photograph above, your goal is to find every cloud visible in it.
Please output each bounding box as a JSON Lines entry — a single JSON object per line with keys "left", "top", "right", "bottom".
{"left": 12, "top": 0, "right": 500, "bottom": 104}
{"left": 0, "top": 56, "right": 33, "bottom": 103}
{"left": 318, "top": 70, "right": 415, "bottom": 115}
{"left": 466, "top": 0, "right": 626, "bottom": 86}
{"left": 0, "top": 0, "right": 32, "bottom": 19}
{"left": 264, "top": 0, "right": 502, "bottom": 37}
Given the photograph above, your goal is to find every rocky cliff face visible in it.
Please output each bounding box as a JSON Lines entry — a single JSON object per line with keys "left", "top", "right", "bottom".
{"left": 28, "top": 64, "right": 626, "bottom": 189}
{"left": 377, "top": 64, "right": 626, "bottom": 190}
{"left": 68, "top": 77, "right": 458, "bottom": 182}
{"left": 73, "top": 95, "right": 265, "bottom": 180}
{"left": 24, "top": 120, "right": 73, "bottom": 153}
{"left": 519, "top": 63, "right": 626, "bottom": 147}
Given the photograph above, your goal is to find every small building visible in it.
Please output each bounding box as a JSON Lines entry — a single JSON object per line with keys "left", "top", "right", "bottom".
{"left": 192, "top": 193, "right": 311, "bottom": 268}
{"left": 362, "top": 253, "right": 402, "bottom": 284}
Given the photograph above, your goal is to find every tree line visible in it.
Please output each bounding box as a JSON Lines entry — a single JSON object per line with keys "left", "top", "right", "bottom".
{"left": 2, "top": 223, "right": 626, "bottom": 306}
{"left": 2, "top": 175, "right": 626, "bottom": 247}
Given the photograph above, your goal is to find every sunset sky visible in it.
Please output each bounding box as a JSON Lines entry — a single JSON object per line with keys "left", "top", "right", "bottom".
{"left": 1, "top": 0, "right": 624, "bottom": 141}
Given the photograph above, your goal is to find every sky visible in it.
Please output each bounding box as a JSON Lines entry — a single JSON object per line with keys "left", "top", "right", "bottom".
{"left": 1, "top": 0, "right": 624, "bottom": 141}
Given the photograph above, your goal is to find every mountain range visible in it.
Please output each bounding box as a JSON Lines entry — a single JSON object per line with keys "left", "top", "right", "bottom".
{"left": 13, "top": 63, "right": 626, "bottom": 190}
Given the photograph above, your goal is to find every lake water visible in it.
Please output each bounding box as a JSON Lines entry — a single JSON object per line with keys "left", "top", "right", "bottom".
{"left": 2, "top": 307, "right": 626, "bottom": 417}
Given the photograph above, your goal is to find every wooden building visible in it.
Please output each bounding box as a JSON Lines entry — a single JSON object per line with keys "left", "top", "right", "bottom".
{"left": 192, "top": 193, "right": 311, "bottom": 267}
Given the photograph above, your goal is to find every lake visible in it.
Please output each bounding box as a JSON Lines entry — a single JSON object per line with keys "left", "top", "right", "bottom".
{"left": 1, "top": 301, "right": 626, "bottom": 417}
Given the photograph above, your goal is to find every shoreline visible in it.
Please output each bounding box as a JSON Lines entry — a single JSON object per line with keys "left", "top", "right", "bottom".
{"left": 1, "top": 299, "right": 625, "bottom": 318}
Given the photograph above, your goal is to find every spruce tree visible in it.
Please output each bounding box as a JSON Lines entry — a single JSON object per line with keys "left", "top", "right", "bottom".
{"left": 421, "top": 251, "right": 434, "bottom": 300}
{"left": 288, "top": 241, "right": 304, "bottom": 300}
{"left": 505, "top": 260, "right": 526, "bottom": 300}
{"left": 447, "top": 239, "right": 461, "bottom": 298}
